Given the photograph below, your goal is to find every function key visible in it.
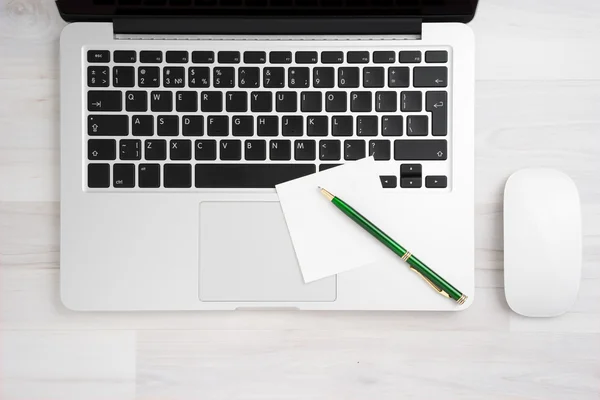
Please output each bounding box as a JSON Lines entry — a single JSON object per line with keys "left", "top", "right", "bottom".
{"left": 88, "top": 50, "right": 110, "bottom": 63}
{"left": 321, "top": 51, "right": 344, "bottom": 64}
{"left": 140, "top": 51, "right": 163, "bottom": 63}
{"left": 270, "top": 51, "right": 292, "bottom": 64}
{"left": 373, "top": 51, "right": 395, "bottom": 63}
{"left": 192, "top": 51, "right": 215, "bottom": 64}
{"left": 113, "top": 50, "right": 136, "bottom": 63}
{"left": 347, "top": 51, "right": 369, "bottom": 64}
{"left": 425, "top": 50, "right": 448, "bottom": 63}
{"left": 218, "top": 51, "right": 240, "bottom": 64}
{"left": 244, "top": 51, "right": 266, "bottom": 64}
{"left": 295, "top": 51, "right": 318, "bottom": 64}
{"left": 399, "top": 50, "right": 422, "bottom": 63}
{"left": 166, "top": 51, "right": 189, "bottom": 63}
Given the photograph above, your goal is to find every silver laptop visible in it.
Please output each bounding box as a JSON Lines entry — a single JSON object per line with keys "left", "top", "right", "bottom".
{"left": 58, "top": 0, "right": 477, "bottom": 311}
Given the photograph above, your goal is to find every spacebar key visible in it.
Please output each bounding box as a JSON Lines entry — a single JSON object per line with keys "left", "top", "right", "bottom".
{"left": 195, "top": 164, "right": 316, "bottom": 188}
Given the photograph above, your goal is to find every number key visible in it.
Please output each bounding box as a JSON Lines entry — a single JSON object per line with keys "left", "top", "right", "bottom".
{"left": 138, "top": 67, "right": 160, "bottom": 87}
{"left": 214, "top": 67, "right": 235, "bottom": 88}
{"left": 189, "top": 67, "right": 210, "bottom": 88}
{"left": 313, "top": 67, "right": 334, "bottom": 88}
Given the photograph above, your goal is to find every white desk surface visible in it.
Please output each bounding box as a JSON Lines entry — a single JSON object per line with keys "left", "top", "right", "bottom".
{"left": 1, "top": 0, "right": 599, "bottom": 399}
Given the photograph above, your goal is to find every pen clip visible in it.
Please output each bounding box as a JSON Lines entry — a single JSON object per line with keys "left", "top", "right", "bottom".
{"left": 409, "top": 267, "right": 450, "bottom": 298}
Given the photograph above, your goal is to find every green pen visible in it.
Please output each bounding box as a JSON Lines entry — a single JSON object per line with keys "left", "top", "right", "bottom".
{"left": 319, "top": 187, "right": 468, "bottom": 304}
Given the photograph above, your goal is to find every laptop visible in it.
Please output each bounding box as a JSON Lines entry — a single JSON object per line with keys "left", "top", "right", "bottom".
{"left": 58, "top": 0, "right": 477, "bottom": 311}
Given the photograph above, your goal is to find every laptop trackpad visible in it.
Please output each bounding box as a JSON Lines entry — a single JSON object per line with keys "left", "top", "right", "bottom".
{"left": 199, "top": 202, "right": 336, "bottom": 302}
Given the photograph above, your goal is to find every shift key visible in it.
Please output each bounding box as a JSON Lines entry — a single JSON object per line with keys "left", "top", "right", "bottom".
{"left": 394, "top": 140, "right": 447, "bottom": 160}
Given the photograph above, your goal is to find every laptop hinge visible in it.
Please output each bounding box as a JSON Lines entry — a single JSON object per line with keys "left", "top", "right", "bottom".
{"left": 113, "top": 17, "right": 422, "bottom": 36}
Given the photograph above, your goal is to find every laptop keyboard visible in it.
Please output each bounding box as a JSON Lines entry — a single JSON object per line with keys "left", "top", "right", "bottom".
{"left": 85, "top": 47, "right": 450, "bottom": 190}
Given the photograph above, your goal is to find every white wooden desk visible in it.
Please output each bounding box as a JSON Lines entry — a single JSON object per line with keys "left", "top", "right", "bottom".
{"left": 1, "top": 0, "right": 599, "bottom": 398}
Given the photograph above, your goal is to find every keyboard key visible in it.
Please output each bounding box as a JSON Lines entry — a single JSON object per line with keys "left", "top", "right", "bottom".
{"left": 426, "top": 175, "right": 448, "bottom": 188}
{"left": 350, "top": 92, "right": 371, "bottom": 112}
{"left": 344, "top": 140, "right": 366, "bottom": 160}
{"left": 401, "top": 164, "right": 422, "bottom": 177}
{"left": 157, "top": 115, "right": 178, "bottom": 136}
{"left": 87, "top": 66, "right": 109, "bottom": 87}
{"left": 264, "top": 67, "right": 285, "bottom": 88}
{"left": 195, "top": 164, "right": 315, "bottom": 188}
{"left": 214, "top": 67, "right": 235, "bottom": 88}
{"left": 164, "top": 67, "right": 185, "bottom": 87}
{"left": 289, "top": 67, "right": 310, "bottom": 88}
{"left": 176, "top": 91, "right": 198, "bottom": 112}
{"left": 139, "top": 164, "right": 160, "bottom": 188}
{"left": 166, "top": 51, "right": 189, "bottom": 63}
{"left": 276, "top": 92, "right": 297, "bottom": 112}
{"left": 301, "top": 92, "right": 322, "bottom": 112}
{"left": 325, "top": 92, "right": 347, "bottom": 112}
{"left": 189, "top": 67, "right": 210, "bottom": 87}
{"left": 138, "top": 67, "right": 160, "bottom": 87}
{"left": 313, "top": 67, "right": 334, "bottom": 88}
{"left": 399, "top": 51, "right": 422, "bottom": 63}
{"left": 347, "top": 51, "right": 369, "bottom": 63}
{"left": 170, "top": 140, "right": 192, "bottom": 160}
{"left": 132, "top": 115, "right": 154, "bottom": 136}
{"left": 192, "top": 51, "right": 214, "bottom": 63}
{"left": 201, "top": 92, "right": 223, "bottom": 112}
{"left": 244, "top": 51, "right": 266, "bottom": 64}
{"left": 218, "top": 51, "right": 240, "bottom": 64}
{"left": 88, "top": 139, "right": 116, "bottom": 160}
{"left": 338, "top": 67, "right": 359, "bottom": 88}
{"left": 232, "top": 116, "right": 254, "bottom": 136}
{"left": 320, "top": 164, "right": 342, "bottom": 172}
{"left": 414, "top": 67, "right": 448, "bottom": 88}
{"left": 295, "top": 140, "right": 316, "bottom": 161}
{"left": 357, "top": 116, "right": 377, "bottom": 137}
{"left": 251, "top": 92, "right": 272, "bottom": 112}
{"left": 88, "top": 50, "right": 110, "bottom": 63}
{"left": 114, "top": 50, "right": 136, "bottom": 63}
{"left": 369, "top": 140, "right": 391, "bottom": 160}
{"left": 401, "top": 91, "right": 422, "bottom": 112}
{"left": 226, "top": 92, "right": 248, "bottom": 112}
{"left": 319, "top": 140, "right": 341, "bottom": 161}
{"left": 119, "top": 139, "right": 141, "bottom": 160}
{"left": 183, "top": 116, "right": 204, "bottom": 136}
{"left": 407, "top": 115, "right": 428, "bottom": 136}
{"left": 195, "top": 140, "right": 217, "bottom": 160}
{"left": 282, "top": 116, "right": 303, "bottom": 137}
{"left": 239, "top": 67, "right": 260, "bottom": 88}
{"left": 375, "top": 92, "right": 397, "bottom": 112}
{"left": 113, "top": 164, "right": 135, "bottom": 188}
{"left": 270, "top": 51, "right": 292, "bottom": 64}
{"left": 164, "top": 164, "right": 192, "bottom": 188}
{"left": 394, "top": 140, "right": 447, "bottom": 160}
{"left": 245, "top": 140, "right": 267, "bottom": 161}
{"left": 140, "top": 51, "right": 162, "bottom": 63}
{"left": 307, "top": 116, "right": 328, "bottom": 137}
{"left": 401, "top": 177, "right": 422, "bottom": 188}
{"left": 220, "top": 140, "right": 242, "bottom": 160}
{"left": 389, "top": 67, "right": 410, "bottom": 88}
{"left": 88, "top": 91, "right": 122, "bottom": 112}
{"left": 296, "top": 51, "right": 318, "bottom": 64}
{"left": 321, "top": 51, "right": 343, "bottom": 64}
{"left": 373, "top": 51, "right": 395, "bottom": 63}
{"left": 364, "top": 67, "right": 385, "bottom": 88}
{"left": 426, "top": 91, "right": 448, "bottom": 136}
{"left": 425, "top": 51, "right": 448, "bottom": 63}
{"left": 270, "top": 140, "right": 292, "bottom": 161}
{"left": 88, "top": 164, "right": 110, "bottom": 188}
{"left": 382, "top": 116, "right": 403, "bottom": 136}
{"left": 380, "top": 175, "right": 397, "bottom": 188}
{"left": 332, "top": 116, "right": 353, "bottom": 137}
{"left": 257, "top": 116, "right": 279, "bottom": 137}
{"left": 145, "top": 140, "right": 167, "bottom": 160}
{"left": 207, "top": 116, "right": 229, "bottom": 136}
{"left": 150, "top": 91, "right": 173, "bottom": 112}
{"left": 88, "top": 115, "right": 129, "bottom": 136}
{"left": 125, "top": 91, "right": 147, "bottom": 112}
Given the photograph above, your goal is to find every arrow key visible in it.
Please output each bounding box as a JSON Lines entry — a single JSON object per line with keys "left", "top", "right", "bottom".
{"left": 380, "top": 175, "right": 397, "bottom": 189}
{"left": 401, "top": 177, "right": 422, "bottom": 188}
{"left": 425, "top": 175, "right": 448, "bottom": 188}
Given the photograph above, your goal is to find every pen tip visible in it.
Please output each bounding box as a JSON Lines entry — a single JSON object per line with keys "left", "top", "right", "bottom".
{"left": 319, "top": 187, "right": 335, "bottom": 201}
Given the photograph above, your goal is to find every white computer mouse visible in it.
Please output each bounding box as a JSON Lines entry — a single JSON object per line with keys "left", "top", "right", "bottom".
{"left": 503, "top": 168, "right": 582, "bottom": 317}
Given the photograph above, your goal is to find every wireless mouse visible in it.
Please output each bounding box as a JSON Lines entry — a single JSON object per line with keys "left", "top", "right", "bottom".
{"left": 503, "top": 168, "right": 581, "bottom": 317}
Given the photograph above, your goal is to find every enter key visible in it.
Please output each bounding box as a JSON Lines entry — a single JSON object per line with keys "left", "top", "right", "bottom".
{"left": 426, "top": 91, "right": 448, "bottom": 136}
